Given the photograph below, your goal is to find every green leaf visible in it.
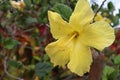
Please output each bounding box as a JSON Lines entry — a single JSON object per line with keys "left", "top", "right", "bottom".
{"left": 33, "top": 0, "right": 41, "bottom": 4}
{"left": 108, "top": 2, "right": 115, "bottom": 12}
{"left": 112, "top": 16, "right": 119, "bottom": 26}
{"left": 51, "top": 3, "right": 72, "bottom": 21}
{"left": 92, "top": 3, "right": 99, "bottom": 11}
{"left": 49, "top": 0, "right": 70, "bottom": 5}
{"left": 24, "top": 0, "right": 32, "bottom": 8}
{"left": 3, "top": 38, "right": 19, "bottom": 49}
{"left": 116, "top": 9, "right": 120, "bottom": 17}
{"left": 33, "top": 56, "right": 41, "bottom": 61}
{"left": 113, "top": 54, "right": 120, "bottom": 65}
{"left": 35, "top": 62, "right": 53, "bottom": 78}
{"left": 43, "top": 54, "right": 50, "bottom": 61}
{"left": 108, "top": 70, "right": 118, "bottom": 80}
{"left": 8, "top": 60, "right": 23, "bottom": 68}
{"left": 25, "top": 17, "right": 38, "bottom": 24}
{"left": 102, "top": 65, "right": 115, "bottom": 80}
{"left": 28, "top": 65, "right": 35, "bottom": 70}
{"left": 1, "top": 21, "right": 7, "bottom": 27}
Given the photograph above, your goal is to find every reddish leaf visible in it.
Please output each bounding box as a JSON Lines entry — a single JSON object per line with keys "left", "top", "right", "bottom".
{"left": 0, "top": 28, "right": 8, "bottom": 37}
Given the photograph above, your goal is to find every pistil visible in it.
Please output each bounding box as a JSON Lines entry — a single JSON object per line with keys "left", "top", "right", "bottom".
{"left": 65, "top": 32, "right": 79, "bottom": 46}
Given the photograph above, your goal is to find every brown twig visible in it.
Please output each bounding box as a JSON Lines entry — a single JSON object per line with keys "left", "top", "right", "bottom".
{"left": 22, "top": 28, "right": 35, "bottom": 33}
{"left": 3, "top": 56, "right": 23, "bottom": 80}
{"left": 92, "top": 0, "right": 107, "bottom": 22}
{"left": 88, "top": 52, "right": 105, "bottom": 80}
{"left": 66, "top": 0, "right": 71, "bottom": 6}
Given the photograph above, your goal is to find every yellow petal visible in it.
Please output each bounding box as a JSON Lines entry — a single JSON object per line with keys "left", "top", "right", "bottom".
{"left": 48, "top": 11, "right": 73, "bottom": 39}
{"left": 80, "top": 21, "right": 115, "bottom": 51}
{"left": 45, "top": 36, "right": 74, "bottom": 67}
{"left": 69, "top": 0, "right": 94, "bottom": 27}
{"left": 67, "top": 41, "right": 92, "bottom": 76}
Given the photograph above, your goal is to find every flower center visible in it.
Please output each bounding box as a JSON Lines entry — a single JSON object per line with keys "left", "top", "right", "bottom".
{"left": 65, "top": 31, "right": 79, "bottom": 46}
{"left": 73, "top": 31, "right": 79, "bottom": 38}
{"left": 58, "top": 32, "right": 79, "bottom": 52}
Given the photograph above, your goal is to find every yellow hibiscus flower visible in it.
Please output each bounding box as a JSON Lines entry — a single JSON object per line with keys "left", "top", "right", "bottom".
{"left": 10, "top": 0, "right": 25, "bottom": 11}
{"left": 45, "top": 0, "right": 115, "bottom": 76}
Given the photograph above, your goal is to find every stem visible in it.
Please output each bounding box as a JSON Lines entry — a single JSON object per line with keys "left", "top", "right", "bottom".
{"left": 66, "top": 0, "right": 71, "bottom": 6}
{"left": 92, "top": 0, "right": 107, "bottom": 23}
{"left": 4, "top": 56, "right": 23, "bottom": 80}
